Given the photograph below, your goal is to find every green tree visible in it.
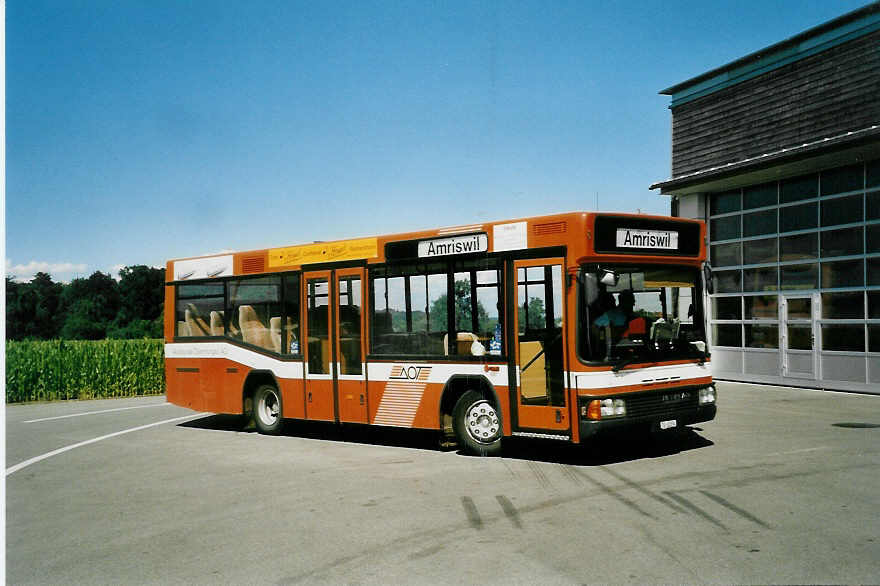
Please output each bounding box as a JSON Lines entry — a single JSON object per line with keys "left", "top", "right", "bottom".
{"left": 59, "top": 271, "right": 120, "bottom": 339}
{"left": 5, "top": 272, "right": 63, "bottom": 340}
{"left": 108, "top": 265, "right": 165, "bottom": 338}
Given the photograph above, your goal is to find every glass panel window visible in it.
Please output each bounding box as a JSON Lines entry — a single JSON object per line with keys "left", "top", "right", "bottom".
{"left": 710, "top": 190, "right": 741, "bottom": 215}
{"left": 866, "top": 223, "right": 880, "bottom": 253}
{"left": 780, "top": 202, "right": 817, "bottom": 232}
{"left": 338, "top": 277, "right": 362, "bottom": 374}
{"left": 821, "top": 260, "right": 864, "bottom": 288}
{"left": 821, "top": 194, "right": 863, "bottom": 227}
{"left": 869, "top": 291, "right": 880, "bottom": 319}
{"left": 711, "top": 242, "right": 741, "bottom": 267}
{"left": 867, "top": 191, "right": 880, "bottom": 220}
{"left": 743, "top": 238, "right": 777, "bottom": 265}
{"left": 743, "top": 183, "right": 777, "bottom": 209}
{"left": 821, "top": 164, "right": 863, "bottom": 196}
{"left": 821, "top": 227, "right": 863, "bottom": 258}
{"left": 745, "top": 324, "right": 778, "bottom": 348}
{"left": 787, "top": 298, "right": 811, "bottom": 319}
{"left": 869, "top": 325, "right": 880, "bottom": 353}
{"left": 710, "top": 215, "right": 740, "bottom": 241}
{"left": 822, "top": 292, "right": 864, "bottom": 319}
{"left": 306, "top": 279, "right": 330, "bottom": 372}
{"left": 456, "top": 264, "right": 505, "bottom": 355}
{"left": 743, "top": 209, "right": 777, "bottom": 237}
{"left": 780, "top": 233, "right": 818, "bottom": 261}
{"left": 781, "top": 263, "right": 818, "bottom": 290}
{"left": 713, "top": 324, "right": 741, "bottom": 347}
{"left": 370, "top": 264, "right": 449, "bottom": 356}
{"left": 822, "top": 324, "right": 865, "bottom": 352}
{"left": 781, "top": 173, "right": 818, "bottom": 203}
{"left": 715, "top": 270, "right": 742, "bottom": 293}
{"left": 176, "top": 283, "right": 225, "bottom": 337}
{"left": 713, "top": 297, "right": 741, "bottom": 320}
{"left": 787, "top": 324, "right": 812, "bottom": 350}
{"left": 743, "top": 267, "right": 777, "bottom": 292}
{"left": 869, "top": 258, "right": 880, "bottom": 287}
{"left": 282, "top": 274, "right": 301, "bottom": 355}
{"left": 745, "top": 295, "right": 778, "bottom": 319}
{"left": 228, "top": 277, "right": 283, "bottom": 352}
{"left": 868, "top": 160, "right": 880, "bottom": 189}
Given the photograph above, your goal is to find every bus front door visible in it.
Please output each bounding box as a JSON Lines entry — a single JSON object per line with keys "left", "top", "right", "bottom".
{"left": 512, "top": 259, "right": 570, "bottom": 434}
{"left": 334, "top": 268, "right": 368, "bottom": 423}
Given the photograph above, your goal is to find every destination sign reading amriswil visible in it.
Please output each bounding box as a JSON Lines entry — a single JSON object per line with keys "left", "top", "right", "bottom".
{"left": 418, "top": 233, "right": 489, "bottom": 258}
{"left": 616, "top": 228, "right": 679, "bottom": 250}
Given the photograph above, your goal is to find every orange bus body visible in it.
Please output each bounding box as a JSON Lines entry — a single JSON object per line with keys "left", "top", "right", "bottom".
{"left": 165, "top": 211, "right": 716, "bottom": 454}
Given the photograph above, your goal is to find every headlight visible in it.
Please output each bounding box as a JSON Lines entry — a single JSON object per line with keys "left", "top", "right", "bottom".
{"left": 582, "top": 398, "right": 626, "bottom": 420}
{"left": 699, "top": 386, "right": 716, "bottom": 405}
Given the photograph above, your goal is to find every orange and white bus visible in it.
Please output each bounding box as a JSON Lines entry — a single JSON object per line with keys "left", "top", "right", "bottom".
{"left": 164, "top": 211, "right": 716, "bottom": 455}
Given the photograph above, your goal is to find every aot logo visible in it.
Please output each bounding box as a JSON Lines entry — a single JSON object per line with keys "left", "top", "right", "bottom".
{"left": 390, "top": 365, "right": 432, "bottom": 381}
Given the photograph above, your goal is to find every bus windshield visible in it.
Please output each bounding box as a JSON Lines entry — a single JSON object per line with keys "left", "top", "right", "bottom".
{"left": 579, "top": 264, "right": 707, "bottom": 366}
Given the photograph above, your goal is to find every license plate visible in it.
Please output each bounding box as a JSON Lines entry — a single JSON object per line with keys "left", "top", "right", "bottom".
{"left": 660, "top": 419, "right": 677, "bottom": 430}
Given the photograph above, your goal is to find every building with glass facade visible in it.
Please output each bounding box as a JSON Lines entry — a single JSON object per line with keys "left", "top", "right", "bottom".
{"left": 652, "top": 3, "right": 880, "bottom": 393}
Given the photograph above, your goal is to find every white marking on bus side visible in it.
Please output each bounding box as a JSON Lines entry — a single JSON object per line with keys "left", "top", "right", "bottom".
{"left": 23, "top": 402, "right": 172, "bottom": 423}
{"left": 5, "top": 413, "right": 207, "bottom": 477}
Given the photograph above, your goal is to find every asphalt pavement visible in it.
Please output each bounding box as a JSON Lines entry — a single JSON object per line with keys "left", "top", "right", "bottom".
{"left": 5, "top": 382, "right": 880, "bottom": 584}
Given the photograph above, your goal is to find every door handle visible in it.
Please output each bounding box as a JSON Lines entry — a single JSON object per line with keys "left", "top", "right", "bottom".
{"left": 308, "top": 392, "right": 312, "bottom": 403}
{"left": 359, "top": 394, "right": 365, "bottom": 405}
{"left": 555, "top": 409, "right": 562, "bottom": 423}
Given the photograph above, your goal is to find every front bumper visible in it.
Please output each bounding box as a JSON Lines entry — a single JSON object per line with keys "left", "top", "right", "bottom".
{"left": 578, "top": 386, "right": 716, "bottom": 441}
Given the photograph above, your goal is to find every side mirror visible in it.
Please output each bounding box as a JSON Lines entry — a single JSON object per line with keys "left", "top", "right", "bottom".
{"left": 599, "top": 269, "right": 619, "bottom": 287}
{"left": 703, "top": 264, "right": 714, "bottom": 294}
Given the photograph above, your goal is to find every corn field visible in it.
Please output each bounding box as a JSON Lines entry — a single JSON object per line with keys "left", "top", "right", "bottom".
{"left": 6, "top": 339, "right": 165, "bottom": 403}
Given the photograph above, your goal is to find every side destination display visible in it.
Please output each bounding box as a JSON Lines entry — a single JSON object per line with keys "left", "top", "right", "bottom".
{"left": 417, "top": 234, "right": 489, "bottom": 258}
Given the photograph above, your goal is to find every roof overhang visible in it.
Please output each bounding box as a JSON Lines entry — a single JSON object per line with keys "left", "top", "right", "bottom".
{"left": 651, "top": 126, "right": 880, "bottom": 196}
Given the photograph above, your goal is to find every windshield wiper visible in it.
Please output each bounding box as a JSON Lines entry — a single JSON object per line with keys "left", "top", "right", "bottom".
{"left": 612, "top": 356, "right": 639, "bottom": 373}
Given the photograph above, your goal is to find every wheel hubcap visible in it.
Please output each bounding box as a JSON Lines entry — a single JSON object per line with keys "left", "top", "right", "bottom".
{"left": 465, "top": 400, "right": 500, "bottom": 444}
{"left": 259, "top": 392, "right": 279, "bottom": 425}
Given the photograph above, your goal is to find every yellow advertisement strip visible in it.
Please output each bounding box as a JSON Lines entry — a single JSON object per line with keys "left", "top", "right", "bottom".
{"left": 268, "top": 237, "right": 378, "bottom": 267}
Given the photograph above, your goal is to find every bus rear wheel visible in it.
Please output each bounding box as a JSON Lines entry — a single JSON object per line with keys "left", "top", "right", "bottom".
{"left": 253, "top": 384, "right": 283, "bottom": 435}
{"left": 453, "top": 390, "right": 502, "bottom": 456}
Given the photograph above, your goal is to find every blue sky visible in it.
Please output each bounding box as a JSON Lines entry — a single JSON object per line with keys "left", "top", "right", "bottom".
{"left": 6, "top": 0, "right": 870, "bottom": 282}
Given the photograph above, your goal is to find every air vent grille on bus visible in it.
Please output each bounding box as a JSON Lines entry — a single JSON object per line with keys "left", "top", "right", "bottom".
{"left": 533, "top": 221, "right": 567, "bottom": 235}
{"left": 241, "top": 256, "right": 265, "bottom": 274}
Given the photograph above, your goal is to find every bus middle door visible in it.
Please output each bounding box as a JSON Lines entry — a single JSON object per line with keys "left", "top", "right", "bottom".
{"left": 334, "top": 268, "right": 368, "bottom": 423}
{"left": 303, "top": 271, "right": 335, "bottom": 421}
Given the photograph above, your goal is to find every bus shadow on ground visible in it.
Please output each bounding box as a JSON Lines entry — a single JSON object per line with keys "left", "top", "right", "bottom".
{"left": 179, "top": 415, "right": 713, "bottom": 466}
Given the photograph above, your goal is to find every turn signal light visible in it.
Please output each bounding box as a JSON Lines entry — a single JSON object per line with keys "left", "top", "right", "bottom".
{"left": 582, "top": 399, "right": 626, "bottom": 420}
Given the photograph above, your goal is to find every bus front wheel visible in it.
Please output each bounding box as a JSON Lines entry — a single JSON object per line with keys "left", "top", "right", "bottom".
{"left": 253, "top": 384, "right": 283, "bottom": 435}
{"left": 453, "top": 390, "right": 502, "bottom": 456}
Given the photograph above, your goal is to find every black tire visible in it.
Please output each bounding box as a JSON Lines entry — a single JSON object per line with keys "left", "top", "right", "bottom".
{"left": 452, "top": 390, "right": 503, "bottom": 457}
{"left": 253, "top": 384, "right": 283, "bottom": 435}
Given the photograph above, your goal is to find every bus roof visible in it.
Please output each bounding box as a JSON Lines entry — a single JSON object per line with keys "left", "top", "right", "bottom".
{"left": 166, "top": 211, "right": 705, "bottom": 281}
